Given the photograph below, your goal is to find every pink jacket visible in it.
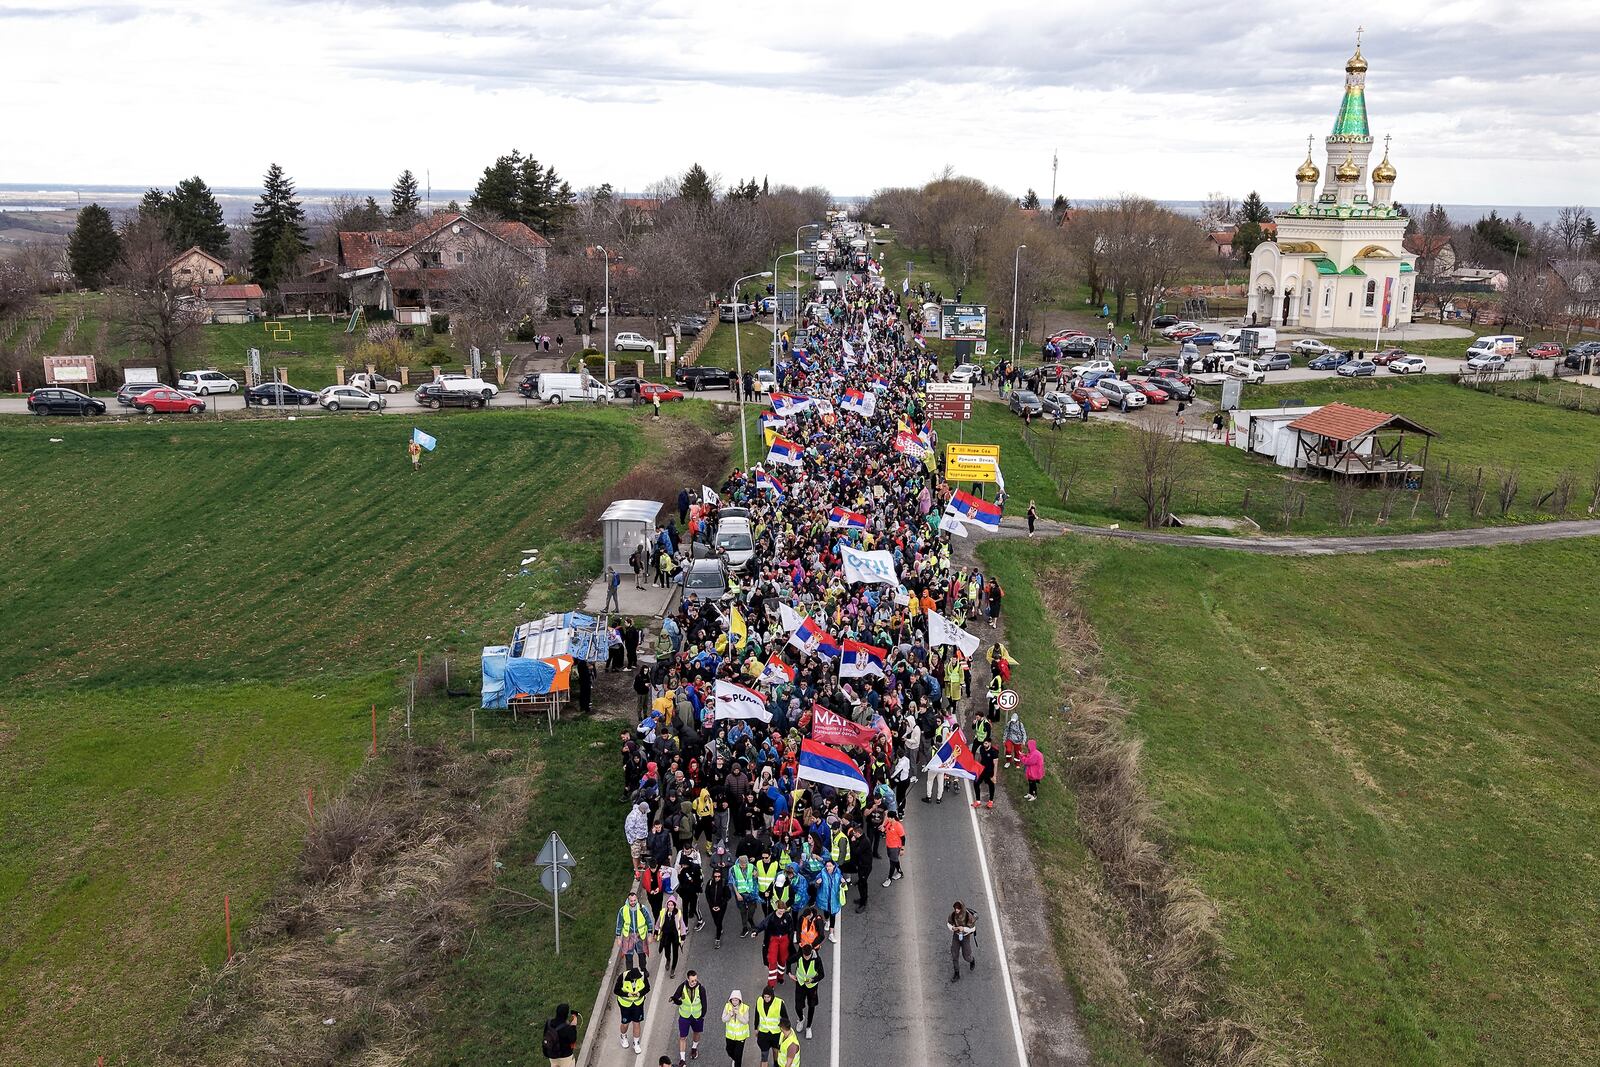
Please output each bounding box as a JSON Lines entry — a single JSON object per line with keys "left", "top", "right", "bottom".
{"left": 1022, "top": 740, "right": 1045, "bottom": 782}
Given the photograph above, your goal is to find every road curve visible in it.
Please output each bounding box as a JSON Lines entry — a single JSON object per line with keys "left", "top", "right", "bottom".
{"left": 994, "top": 516, "right": 1600, "bottom": 554}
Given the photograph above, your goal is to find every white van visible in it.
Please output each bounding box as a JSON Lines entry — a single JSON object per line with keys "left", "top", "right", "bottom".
{"left": 1221, "top": 356, "right": 1267, "bottom": 384}
{"left": 538, "top": 373, "right": 612, "bottom": 404}
{"left": 1213, "top": 329, "right": 1243, "bottom": 353}
{"left": 1466, "top": 335, "right": 1522, "bottom": 358}
{"left": 1239, "top": 327, "right": 1278, "bottom": 355}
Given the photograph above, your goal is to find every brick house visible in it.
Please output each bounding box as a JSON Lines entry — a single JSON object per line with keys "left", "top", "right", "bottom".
{"left": 166, "top": 246, "right": 227, "bottom": 287}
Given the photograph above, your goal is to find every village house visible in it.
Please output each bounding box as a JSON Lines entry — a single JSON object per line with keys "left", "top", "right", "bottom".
{"left": 1403, "top": 233, "right": 1456, "bottom": 277}
{"left": 166, "top": 246, "right": 227, "bottom": 287}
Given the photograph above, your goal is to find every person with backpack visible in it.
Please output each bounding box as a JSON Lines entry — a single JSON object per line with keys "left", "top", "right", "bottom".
{"left": 541, "top": 1003, "right": 579, "bottom": 1066}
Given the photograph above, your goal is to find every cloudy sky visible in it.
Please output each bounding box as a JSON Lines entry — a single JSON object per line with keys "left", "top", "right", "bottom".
{"left": 4, "top": 0, "right": 1597, "bottom": 205}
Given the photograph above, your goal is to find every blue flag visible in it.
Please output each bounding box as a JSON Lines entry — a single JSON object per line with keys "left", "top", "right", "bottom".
{"left": 412, "top": 427, "right": 437, "bottom": 452}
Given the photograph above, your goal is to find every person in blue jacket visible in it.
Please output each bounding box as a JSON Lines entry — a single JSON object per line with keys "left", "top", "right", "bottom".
{"left": 816, "top": 859, "right": 844, "bottom": 942}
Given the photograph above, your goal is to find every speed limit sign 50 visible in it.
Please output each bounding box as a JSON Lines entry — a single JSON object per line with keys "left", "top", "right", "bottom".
{"left": 996, "top": 689, "right": 1019, "bottom": 711}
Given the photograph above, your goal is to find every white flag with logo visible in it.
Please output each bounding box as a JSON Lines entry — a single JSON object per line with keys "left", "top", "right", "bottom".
{"left": 841, "top": 545, "right": 899, "bottom": 586}
{"left": 926, "top": 609, "right": 980, "bottom": 657}
{"left": 940, "top": 509, "right": 969, "bottom": 538}
{"left": 702, "top": 484, "right": 720, "bottom": 505}
{"left": 714, "top": 679, "right": 772, "bottom": 723}
{"left": 779, "top": 601, "right": 806, "bottom": 633}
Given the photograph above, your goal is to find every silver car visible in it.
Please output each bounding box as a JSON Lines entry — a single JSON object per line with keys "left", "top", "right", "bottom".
{"left": 1040, "top": 390, "right": 1084, "bottom": 419}
{"left": 1096, "top": 379, "right": 1147, "bottom": 409}
{"left": 1008, "top": 389, "right": 1043, "bottom": 416}
{"left": 318, "top": 385, "right": 386, "bottom": 411}
{"left": 682, "top": 558, "right": 729, "bottom": 600}
{"left": 714, "top": 516, "right": 755, "bottom": 571}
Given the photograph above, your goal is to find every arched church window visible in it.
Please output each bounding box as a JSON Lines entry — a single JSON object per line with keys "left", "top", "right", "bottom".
{"left": 1365, "top": 281, "right": 1377, "bottom": 308}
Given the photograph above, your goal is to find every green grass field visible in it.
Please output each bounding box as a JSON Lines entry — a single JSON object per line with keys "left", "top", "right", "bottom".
{"left": 693, "top": 319, "right": 775, "bottom": 372}
{"left": 982, "top": 535, "right": 1600, "bottom": 1065}
{"left": 0, "top": 407, "right": 649, "bottom": 1064}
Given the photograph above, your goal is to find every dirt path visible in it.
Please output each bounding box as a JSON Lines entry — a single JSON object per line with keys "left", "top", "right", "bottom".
{"left": 995, "top": 515, "right": 1600, "bottom": 554}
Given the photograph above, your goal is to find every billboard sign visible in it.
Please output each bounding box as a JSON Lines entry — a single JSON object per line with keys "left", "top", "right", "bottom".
{"left": 946, "top": 442, "right": 1000, "bottom": 482}
{"left": 940, "top": 303, "right": 987, "bottom": 341}
{"left": 43, "top": 356, "right": 97, "bottom": 385}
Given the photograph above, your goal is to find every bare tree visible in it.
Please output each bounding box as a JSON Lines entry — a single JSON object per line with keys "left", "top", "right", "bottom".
{"left": 620, "top": 232, "right": 702, "bottom": 344}
{"left": 1496, "top": 467, "right": 1519, "bottom": 516}
{"left": 1199, "top": 192, "right": 1237, "bottom": 233}
{"left": 1118, "top": 422, "right": 1192, "bottom": 527}
{"left": 439, "top": 238, "right": 546, "bottom": 357}
{"left": 113, "top": 215, "right": 205, "bottom": 383}
{"left": 1554, "top": 206, "right": 1593, "bottom": 253}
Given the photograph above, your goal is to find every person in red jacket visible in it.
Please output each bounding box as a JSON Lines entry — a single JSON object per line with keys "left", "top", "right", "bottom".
{"left": 1021, "top": 739, "right": 1045, "bottom": 800}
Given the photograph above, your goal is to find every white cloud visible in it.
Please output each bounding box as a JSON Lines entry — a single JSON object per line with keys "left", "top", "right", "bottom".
{"left": 2, "top": 0, "right": 1597, "bottom": 205}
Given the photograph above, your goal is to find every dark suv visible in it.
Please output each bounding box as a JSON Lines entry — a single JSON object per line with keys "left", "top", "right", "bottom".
{"left": 27, "top": 388, "right": 106, "bottom": 416}
{"left": 117, "top": 380, "right": 169, "bottom": 406}
{"left": 673, "top": 366, "right": 733, "bottom": 391}
{"left": 414, "top": 382, "right": 486, "bottom": 409}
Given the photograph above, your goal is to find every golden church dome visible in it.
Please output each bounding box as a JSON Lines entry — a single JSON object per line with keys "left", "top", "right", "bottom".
{"left": 1346, "top": 47, "right": 1367, "bottom": 74}
{"left": 1372, "top": 152, "right": 1397, "bottom": 184}
{"left": 1335, "top": 151, "right": 1361, "bottom": 183}
{"left": 1296, "top": 154, "right": 1321, "bottom": 184}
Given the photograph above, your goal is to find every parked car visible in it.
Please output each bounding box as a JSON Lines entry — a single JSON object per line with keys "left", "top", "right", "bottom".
{"left": 1528, "top": 341, "right": 1562, "bottom": 359}
{"left": 1151, "top": 314, "right": 1181, "bottom": 329}
{"left": 713, "top": 515, "right": 755, "bottom": 571}
{"left": 1073, "top": 359, "right": 1116, "bottom": 376}
{"left": 1563, "top": 341, "right": 1600, "bottom": 369}
{"left": 674, "top": 365, "right": 733, "bottom": 391}
{"left": 1137, "top": 357, "right": 1182, "bottom": 375}
{"left": 752, "top": 368, "right": 777, "bottom": 394}
{"left": 116, "top": 380, "right": 168, "bottom": 406}
{"left": 517, "top": 372, "right": 540, "bottom": 398}
{"left": 319, "top": 385, "right": 385, "bottom": 411}
{"left": 1075, "top": 369, "right": 1117, "bottom": 387}
{"left": 1046, "top": 330, "right": 1091, "bottom": 346}
{"left": 1187, "top": 331, "right": 1223, "bottom": 347}
{"left": 1308, "top": 352, "right": 1353, "bottom": 370}
{"left": 345, "top": 372, "right": 401, "bottom": 394}
{"left": 682, "top": 557, "right": 730, "bottom": 600}
{"left": 674, "top": 314, "right": 708, "bottom": 336}
{"left": 608, "top": 376, "right": 649, "bottom": 399}
{"left": 1141, "top": 375, "right": 1191, "bottom": 401}
{"left": 1292, "top": 338, "right": 1337, "bottom": 356}
{"left": 1220, "top": 357, "right": 1268, "bottom": 384}
{"left": 638, "top": 382, "right": 685, "bottom": 403}
{"left": 1149, "top": 367, "right": 1194, "bottom": 386}
{"left": 1008, "top": 389, "right": 1044, "bottom": 416}
{"left": 1258, "top": 352, "right": 1292, "bottom": 371}
{"left": 1057, "top": 336, "right": 1098, "bottom": 356}
{"left": 613, "top": 331, "right": 657, "bottom": 353}
{"left": 1388, "top": 356, "right": 1427, "bottom": 374}
{"left": 1130, "top": 379, "right": 1171, "bottom": 403}
{"left": 1039, "top": 390, "right": 1085, "bottom": 420}
{"left": 1337, "top": 359, "right": 1377, "bottom": 377}
{"left": 1070, "top": 384, "right": 1110, "bottom": 411}
{"left": 414, "top": 382, "right": 487, "bottom": 409}
{"left": 1464, "top": 352, "right": 1507, "bottom": 373}
{"left": 131, "top": 387, "right": 205, "bottom": 414}
{"left": 245, "top": 382, "right": 318, "bottom": 407}
{"left": 1369, "top": 348, "right": 1410, "bottom": 366}
{"left": 718, "top": 302, "right": 755, "bottom": 323}
{"left": 948, "top": 363, "right": 983, "bottom": 384}
{"left": 177, "top": 369, "right": 239, "bottom": 395}
{"left": 436, "top": 374, "right": 498, "bottom": 399}
{"left": 27, "top": 387, "right": 106, "bottom": 416}
{"left": 1160, "top": 321, "right": 1199, "bottom": 339}
{"left": 1095, "top": 379, "right": 1147, "bottom": 409}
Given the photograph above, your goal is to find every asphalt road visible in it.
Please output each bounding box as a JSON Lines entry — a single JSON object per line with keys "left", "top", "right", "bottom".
{"left": 998, "top": 514, "right": 1600, "bottom": 553}
{"left": 594, "top": 779, "right": 1033, "bottom": 1067}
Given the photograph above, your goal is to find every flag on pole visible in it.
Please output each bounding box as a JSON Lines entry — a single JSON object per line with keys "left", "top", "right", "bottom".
{"left": 754, "top": 469, "right": 785, "bottom": 499}
{"left": 779, "top": 602, "right": 805, "bottom": 633}
{"left": 770, "top": 393, "right": 814, "bottom": 416}
{"left": 827, "top": 506, "right": 868, "bottom": 530}
{"left": 759, "top": 412, "right": 788, "bottom": 431}
{"left": 840, "top": 389, "right": 876, "bottom": 417}
{"left": 759, "top": 653, "right": 795, "bottom": 687}
{"left": 839, "top": 639, "right": 888, "bottom": 679}
{"left": 790, "top": 615, "right": 841, "bottom": 658}
{"left": 926, "top": 609, "right": 981, "bottom": 657}
{"left": 840, "top": 545, "right": 899, "bottom": 585}
{"left": 766, "top": 435, "right": 804, "bottom": 467}
{"left": 702, "top": 484, "right": 720, "bottom": 505}
{"left": 947, "top": 489, "right": 1002, "bottom": 531}
{"left": 797, "top": 738, "right": 869, "bottom": 794}
{"left": 729, "top": 604, "right": 747, "bottom": 649}
{"left": 411, "top": 427, "right": 437, "bottom": 452}
{"left": 924, "top": 728, "right": 984, "bottom": 780}
{"left": 893, "top": 431, "right": 928, "bottom": 458}
{"left": 713, "top": 679, "right": 772, "bottom": 723}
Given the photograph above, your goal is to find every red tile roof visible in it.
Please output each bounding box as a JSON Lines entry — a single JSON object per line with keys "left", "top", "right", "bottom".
{"left": 386, "top": 268, "right": 458, "bottom": 291}
{"left": 1288, "top": 402, "right": 1410, "bottom": 442}
{"left": 196, "top": 284, "right": 264, "bottom": 300}
{"left": 337, "top": 212, "right": 549, "bottom": 270}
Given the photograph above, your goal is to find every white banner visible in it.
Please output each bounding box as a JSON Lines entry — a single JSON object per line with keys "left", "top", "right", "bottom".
{"left": 841, "top": 545, "right": 899, "bottom": 586}
{"left": 702, "top": 484, "right": 720, "bottom": 505}
{"left": 779, "top": 602, "right": 806, "bottom": 633}
{"left": 939, "top": 509, "right": 969, "bottom": 538}
{"left": 926, "top": 609, "right": 981, "bottom": 657}
{"left": 714, "top": 679, "right": 772, "bottom": 723}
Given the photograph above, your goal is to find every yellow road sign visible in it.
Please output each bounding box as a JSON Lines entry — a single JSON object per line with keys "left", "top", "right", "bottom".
{"left": 946, "top": 443, "right": 999, "bottom": 482}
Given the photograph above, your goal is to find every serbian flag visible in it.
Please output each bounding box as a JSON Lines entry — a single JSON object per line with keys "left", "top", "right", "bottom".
{"left": 810, "top": 705, "right": 878, "bottom": 748}
{"left": 770, "top": 393, "right": 814, "bottom": 416}
{"left": 753, "top": 469, "right": 785, "bottom": 499}
{"left": 759, "top": 412, "right": 788, "bottom": 431}
{"left": 924, "top": 728, "right": 984, "bottom": 780}
{"left": 893, "top": 431, "right": 929, "bottom": 458}
{"left": 766, "top": 435, "right": 804, "bottom": 468}
{"left": 870, "top": 373, "right": 889, "bottom": 391}
{"left": 790, "top": 615, "right": 841, "bottom": 658}
{"left": 840, "top": 388, "right": 876, "bottom": 417}
{"left": 948, "top": 489, "right": 1002, "bottom": 531}
{"left": 797, "top": 738, "right": 869, "bottom": 794}
{"left": 759, "top": 653, "right": 795, "bottom": 687}
{"left": 828, "top": 506, "right": 867, "bottom": 530}
{"left": 839, "top": 639, "right": 887, "bottom": 679}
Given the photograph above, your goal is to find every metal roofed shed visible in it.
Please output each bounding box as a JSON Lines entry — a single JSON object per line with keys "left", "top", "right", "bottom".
{"left": 600, "top": 499, "right": 662, "bottom": 572}
{"left": 1286, "top": 401, "right": 1436, "bottom": 479}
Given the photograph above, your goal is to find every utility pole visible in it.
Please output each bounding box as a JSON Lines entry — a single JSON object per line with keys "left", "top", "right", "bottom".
{"left": 1050, "top": 149, "right": 1058, "bottom": 205}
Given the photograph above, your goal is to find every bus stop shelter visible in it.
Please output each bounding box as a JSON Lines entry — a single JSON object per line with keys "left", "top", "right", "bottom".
{"left": 599, "top": 499, "right": 662, "bottom": 572}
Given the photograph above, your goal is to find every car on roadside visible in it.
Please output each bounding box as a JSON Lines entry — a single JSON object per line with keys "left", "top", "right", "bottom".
{"left": 1070, "top": 384, "right": 1110, "bottom": 411}
{"left": 516, "top": 372, "right": 540, "bottom": 398}
{"left": 1337, "top": 359, "right": 1377, "bottom": 377}
{"left": 613, "top": 331, "right": 657, "bottom": 353}
{"left": 1258, "top": 352, "right": 1293, "bottom": 371}
{"left": 245, "top": 382, "right": 319, "bottom": 407}
{"left": 1187, "top": 331, "right": 1223, "bottom": 347}
{"left": 1220, "top": 357, "right": 1268, "bottom": 384}
{"left": 1528, "top": 341, "right": 1562, "bottom": 359}
{"left": 1308, "top": 351, "right": 1353, "bottom": 371}
{"left": 949, "top": 363, "right": 983, "bottom": 384}
{"left": 682, "top": 557, "right": 730, "bottom": 601}
{"left": 318, "top": 385, "right": 386, "bottom": 411}
{"left": 1039, "top": 390, "right": 1084, "bottom": 420}
{"left": 27, "top": 387, "right": 106, "bottom": 416}
{"left": 751, "top": 368, "right": 777, "bottom": 394}
{"left": 1046, "top": 330, "right": 1091, "bottom": 346}
{"left": 414, "top": 382, "right": 487, "bottom": 409}
{"left": 1137, "top": 357, "right": 1182, "bottom": 375}
{"left": 1130, "top": 378, "right": 1172, "bottom": 403}
{"left": 347, "top": 372, "right": 402, "bottom": 394}
{"left": 1160, "top": 321, "right": 1199, "bottom": 339}
{"left": 131, "top": 387, "right": 206, "bottom": 414}
{"left": 1095, "top": 379, "right": 1147, "bottom": 409}
{"left": 673, "top": 314, "right": 708, "bottom": 337}
{"left": 608, "top": 376, "right": 650, "bottom": 399}
{"left": 1564, "top": 341, "right": 1600, "bottom": 369}
{"left": 1464, "top": 352, "right": 1508, "bottom": 373}
{"left": 718, "top": 302, "right": 755, "bottom": 323}
{"left": 1388, "top": 356, "right": 1427, "bottom": 374}
{"left": 673, "top": 365, "right": 733, "bottom": 391}
{"left": 1149, "top": 367, "right": 1194, "bottom": 386}
{"left": 713, "top": 514, "right": 755, "bottom": 571}
{"left": 1008, "top": 389, "right": 1044, "bottom": 417}
{"left": 1151, "top": 314, "right": 1181, "bottom": 329}
{"left": 1140, "top": 374, "right": 1193, "bottom": 401}
{"left": 1057, "top": 336, "right": 1098, "bottom": 357}
{"left": 117, "top": 380, "right": 169, "bottom": 406}
{"left": 1073, "top": 359, "right": 1117, "bottom": 377}
{"left": 1369, "top": 348, "right": 1409, "bottom": 366}
{"left": 638, "top": 382, "right": 685, "bottom": 403}
{"left": 436, "top": 374, "right": 498, "bottom": 399}
{"left": 1292, "top": 338, "right": 1338, "bottom": 357}
{"left": 177, "top": 369, "right": 239, "bottom": 396}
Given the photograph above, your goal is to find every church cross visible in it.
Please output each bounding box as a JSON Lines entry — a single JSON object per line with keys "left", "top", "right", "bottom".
{"left": 1355, "top": 25, "right": 1364, "bottom": 49}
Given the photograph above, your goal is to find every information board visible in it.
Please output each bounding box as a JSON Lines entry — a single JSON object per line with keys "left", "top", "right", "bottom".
{"left": 940, "top": 303, "right": 988, "bottom": 341}
{"left": 926, "top": 381, "right": 973, "bottom": 421}
{"left": 946, "top": 442, "right": 1000, "bottom": 482}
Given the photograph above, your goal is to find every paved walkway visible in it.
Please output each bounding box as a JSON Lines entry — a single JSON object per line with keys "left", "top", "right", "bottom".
{"left": 582, "top": 576, "right": 678, "bottom": 618}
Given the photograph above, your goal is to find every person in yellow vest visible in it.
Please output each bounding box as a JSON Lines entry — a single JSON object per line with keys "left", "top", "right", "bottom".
{"left": 614, "top": 889, "right": 655, "bottom": 970}
{"left": 612, "top": 963, "right": 650, "bottom": 1054}
{"left": 754, "top": 984, "right": 790, "bottom": 1067}
{"left": 793, "top": 944, "right": 825, "bottom": 1040}
{"left": 753, "top": 850, "right": 780, "bottom": 913}
{"left": 722, "top": 989, "right": 751, "bottom": 1067}
{"left": 669, "top": 970, "right": 706, "bottom": 1066}
{"left": 777, "top": 1019, "right": 801, "bottom": 1067}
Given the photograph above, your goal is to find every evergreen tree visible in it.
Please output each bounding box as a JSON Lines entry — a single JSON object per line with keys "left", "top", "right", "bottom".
{"left": 167, "top": 176, "right": 230, "bottom": 257}
{"left": 67, "top": 203, "right": 121, "bottom": 289}
{"left": 1237, "top": 190, "right": 1272, "bottom": 224}
{"left": 1232, "top": 220, "right": 1267, "bottom": 257}
{"left": 1052, "top": 194, "right": 1070, "bottom": 216}
{"left": 469, "top": 153, "right": 521, "bottom": 220}
{"left": 468, "top": 150, "right": 574, "bottom": 233}
{"left": 594, "top": 182, "right": 615, "bottom": 202}
{"left": 446, "top": 199, "right": 461, "bottom": 213}
{"left": 761, "top": 175, "right": 769, "bottom": 196}
{"left": 247, "top": 163, "right": 309, "bottom": 288}
{"left": 1021, "top": 188, "right": 1040, "bottom": 210}
{"left": 139, "top": 188, "right": 168, "bottom": 221}
{"left": 391, "top": 169, "right": 421, "bottom": 226}
{"left": 727, "top": 177, "right": 760, "bottom": 202}
{"left": 680, "top": 163, "right": 715, "bottom": 204}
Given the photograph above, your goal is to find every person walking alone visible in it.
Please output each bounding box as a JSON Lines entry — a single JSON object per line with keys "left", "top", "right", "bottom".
{"left": 947, "top": 901, "right": 978, "bottom": 981}
{"left": 614, "top": 963, "right": 651, "bottom": 1053}
{"left": 541, "top": 1003, "right": 580, "bottom": 1066}
{"left": 1026, "top": 500, "right": 1037, "bottom": 537}
{"left": 722, "top": 990, "right": 751, "bottom": 1067}
{"left": 880, "top": 813, "right": 905, "bottom": 887}
{"left": 793, "top": 945, "right": 825, "bottom": 1040}
{"left": 1022, "top": 738, "right": 1045, "bottom": 800}
{"left": 605, "top": 566, "right": 621, "bottom": 612}
{"left": 656, "top": 894, "right": 687, "bottom": 976}
{"left": 705, "top": 866, "right": 732, "bottom": 947}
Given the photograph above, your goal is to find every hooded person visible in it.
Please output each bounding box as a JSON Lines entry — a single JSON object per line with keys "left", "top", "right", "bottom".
{"left": 1022, "top": 739, "right": 1045, "bottom": 799}
{"left": 1002, "top": 711, "right": 1028, "bottom": 767}
{"left": 542, "top": 1002, "right": 579, "bottom": 1065}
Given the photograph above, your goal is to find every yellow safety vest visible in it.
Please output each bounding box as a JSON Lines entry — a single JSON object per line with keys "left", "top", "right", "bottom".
{"left": 617, "top": 975, "right": 646, "bottom": 1008}
{"left": 795, "top": 957, "right": 819, "bottom": 988}
{"left": 724, "top": 1003, "right": 750, "bottom": 1041}
{"left": 678, "top": 984, "right": 703, "bottom": 1019}
{"left": 757, "top": 996, "right": 785, "bottom": 1034}
{"left": 755, "top": 859, "right": 779, "bottom": 892}
{"left": 618, "top": 904, "right": 650, "bottom": 937}
{"left": 779, "top": 1030, "right": 801, "bottom": 1065}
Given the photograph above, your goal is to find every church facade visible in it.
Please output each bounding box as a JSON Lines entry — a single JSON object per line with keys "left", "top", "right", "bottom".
{"left": 1246, "top": 40, "right": 1416, "bottom": 332}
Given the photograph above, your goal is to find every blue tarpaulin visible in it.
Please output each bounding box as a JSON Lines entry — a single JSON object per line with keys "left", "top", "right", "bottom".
{"left": 480, "top": 646, "right": 561, "bottom": 708}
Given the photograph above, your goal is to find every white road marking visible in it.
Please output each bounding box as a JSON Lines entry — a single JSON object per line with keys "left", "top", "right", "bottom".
{"left": 965, "top": 779, "right": 1031, "bottom": 1067}
{"left": 830, "top": 910, "right": 842, "bottom": 1067}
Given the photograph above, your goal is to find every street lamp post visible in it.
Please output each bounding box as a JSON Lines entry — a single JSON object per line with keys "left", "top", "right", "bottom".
{"left": 774, "top": 250, "right": 802, "bottom": 371}
{"left": 731, "top": 270, "right": 773, "bottom": 470}
{"left": 596, "top": 244, "right": 610, "bottom": 382}
{"left": 1010, "top": 244, "right": 1026, "bottom": 361}
{"left": 793, "top": 223, "right": 821, "bottom": 324}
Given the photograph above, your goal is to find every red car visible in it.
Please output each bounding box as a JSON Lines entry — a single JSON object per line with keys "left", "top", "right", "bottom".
{"left": 1168, "top": 326, "right": 1202, "bottom": 341}
{"left": 1370, "top": 348, "right": 1409, "bottom": 366}
{"left": 1130, "top": 379, "right": 1170, "bottom": 403}
{"left": 1528, "top": 342, "right": 1562, "bottom": 358}
{"left": 638, "top": 383, "right": 685, "bottom": 402}
{"left": 1070, "top": 385, "right": 1109, "bottom": 411}
{"left": 1150, "top": 367, "right": 1194, "bottom": 386}
{"left": 1047, "top": 330, "right": 1091, "bottom": 345}
{"left": 131, "top": 387, "right": 205, "bottom": 414}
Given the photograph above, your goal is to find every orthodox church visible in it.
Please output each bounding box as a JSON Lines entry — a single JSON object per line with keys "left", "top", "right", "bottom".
{"left": 1246, "top": 36, "right": 1416, "bottom": 331}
